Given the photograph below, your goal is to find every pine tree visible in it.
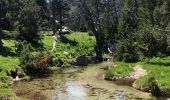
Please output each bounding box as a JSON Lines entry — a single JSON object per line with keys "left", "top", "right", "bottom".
{"left": 0, "top": 0, "right": 8, "bottom": 48}
{"left": 17, "top": 0, "right": 42, "bottom": 46}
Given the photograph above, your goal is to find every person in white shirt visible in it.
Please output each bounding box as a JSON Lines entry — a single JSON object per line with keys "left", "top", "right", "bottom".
{"left": 51, "top": 33, "right": 59, "bottom": 52}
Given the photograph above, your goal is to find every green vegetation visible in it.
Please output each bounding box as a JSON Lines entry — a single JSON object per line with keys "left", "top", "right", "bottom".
{"left": 0, "top": 0, "right": 170, "bottom": 98}
{"left": 143, "top": 58, "right": 170, "bottom": 89}
{"left": 0, "top": 40, "right": 20, "bottom": 99}
{"left": 0, "top": 39, "right": 20, "bottom": 84}
{"left": 43, "top": 32, "right": 95, "bottom": 66}
{"left": 0, "top": 87, "right": 15, "bottom": 98}
{"left": 0, "top": 31, "right": 95, "bottom": 98}
{"left": 106, "top": 57, "right": 170, "bottom": 96}
{"left": 105, "top": 62, "right": 134, "bottom": 78}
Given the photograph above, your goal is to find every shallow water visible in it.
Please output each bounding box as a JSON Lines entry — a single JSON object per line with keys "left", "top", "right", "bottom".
{"left": 57, "top": 80, "right": 87, "bottom": 100}
{"left": 11, "top": 63, "right": 167, "bottom": 100}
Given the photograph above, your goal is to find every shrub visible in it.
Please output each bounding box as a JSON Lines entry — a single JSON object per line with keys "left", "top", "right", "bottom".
{"left": 20, "top": 52, "right": 53, "bottom": 75}
{"left": 17, "top": 42, "right": 53, "bottom": 75}
{"left": 15, "top": 41, "right": 35, "bottom": 55}
{"left": 52, "top": 32, "right": 95, "bottom": 67}
{"left": 139, "top": 26, "right": 168, "bottom": 57}
{"left": 114, "top": 39, "right": 144, "bottom": 62}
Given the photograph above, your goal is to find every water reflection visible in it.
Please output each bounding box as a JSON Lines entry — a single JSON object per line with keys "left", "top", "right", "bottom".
{"left": 115, "top": 89, "right": 126, "bottom": 100}
{"left": 57, "top": 80, "right": 86, "bottom": 100}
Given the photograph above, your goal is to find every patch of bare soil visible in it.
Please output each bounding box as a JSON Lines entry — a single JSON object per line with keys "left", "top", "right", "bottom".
{"left": 129, "top": 65, "right": 147, "bottom": 79}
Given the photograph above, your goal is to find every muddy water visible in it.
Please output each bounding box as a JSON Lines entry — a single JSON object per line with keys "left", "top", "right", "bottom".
{"left": 11, "top": 63, "right": 158, "bottom": 100}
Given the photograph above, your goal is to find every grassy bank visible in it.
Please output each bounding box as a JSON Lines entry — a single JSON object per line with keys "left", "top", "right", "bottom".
{"left": 0, "top": 39, "right": 23, "bottom": 99}
{"left": 105, "top": 62, "right": 135, "bottom": 78}
{"left": 43, "top": 31, "right": 95, "bottom": 66}
{"left": 105, "top": 57, "right": 170, "bottom": 96}
{"left": 0, "top": 31, "right": 95, "bottom": 98}
{"left": 135, "top": 58, "right": 170, "bottom": 94}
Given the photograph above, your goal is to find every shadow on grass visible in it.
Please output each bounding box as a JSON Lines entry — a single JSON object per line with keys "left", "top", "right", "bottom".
{"left": 60, "top": 35, "right": 78, "bottom": 46}
{"left": 0, "top": 47, "right": 16, "bottom": 57}
{"left": 147, "top": 61, "right": 170, "bottom": 67}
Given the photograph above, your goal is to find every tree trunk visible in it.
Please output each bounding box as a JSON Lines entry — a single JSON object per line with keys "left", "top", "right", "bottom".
{"left": 80, "top": 0, "right": 103, "bottom": 61}
{"left": 0, "top": 28, "right": 3, "bottom": 49}
{"left": 95, "top": 34, "right": 103, "bottom": 61}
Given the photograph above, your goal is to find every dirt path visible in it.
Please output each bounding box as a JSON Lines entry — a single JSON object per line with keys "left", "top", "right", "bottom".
{"left": 76, "top": 62, "right": 155, "bottom": 100}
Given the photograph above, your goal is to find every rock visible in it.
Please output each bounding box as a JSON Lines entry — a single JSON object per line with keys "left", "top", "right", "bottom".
{"left": 73, "top": 55, "right": 91, "bottom": 66}
{"left": 13, "top": 76, "right": 21, "bottom": 81}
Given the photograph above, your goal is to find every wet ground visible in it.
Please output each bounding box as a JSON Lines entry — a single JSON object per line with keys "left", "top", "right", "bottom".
{"left": 11, "top": 62, "right": 158, "bottom": 100}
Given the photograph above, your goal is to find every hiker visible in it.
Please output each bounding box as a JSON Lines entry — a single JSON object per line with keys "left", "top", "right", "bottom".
{"left": 51, "top": 33, "right": 59, "bottom": 52}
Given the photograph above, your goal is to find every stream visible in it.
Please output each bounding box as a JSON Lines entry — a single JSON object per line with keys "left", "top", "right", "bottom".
{"left": 11, "top": 62, "right": 160, "bottom": 100}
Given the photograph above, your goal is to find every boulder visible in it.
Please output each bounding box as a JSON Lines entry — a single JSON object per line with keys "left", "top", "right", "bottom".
{"left": 73, "top": 55, "right": 91, "bottom": 66}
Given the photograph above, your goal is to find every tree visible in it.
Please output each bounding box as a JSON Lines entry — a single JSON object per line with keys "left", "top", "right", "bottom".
{"left": 0, "top": 29, "right": 3, "bottom": 48}
{"left": 79, "top": 0, "right": 120, "bottom": 60}
{"left": 17, "top": 0, "right": 42, "bottom": 46}
{"left": 49, "top": 0, "right": 68, "bottom": 34}
{"left": 0, "top": 0, "right": 8, "bottom": 48}
{"left": 36, "top": 0, "right": 49, "bottom": 29}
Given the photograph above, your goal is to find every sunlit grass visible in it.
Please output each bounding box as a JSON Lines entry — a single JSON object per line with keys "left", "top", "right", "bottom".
{"left": 142, "top": 57, "right": 170, "bottom": 89}
{"left": 106, "top": 57, "right": 170, "bottom": 90}
{"left": 105, "top": 62, "right": 135, "bottom": 77}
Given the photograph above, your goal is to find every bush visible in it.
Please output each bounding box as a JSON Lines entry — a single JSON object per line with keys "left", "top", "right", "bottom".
{"left": 139, "top": 26, "right": 168, "bottom": 57}
{"left": 15, "top": 41, "right": 35, "bottom": 55}
{"left": 17, "top": 42, "right": 53, "bottom": 75}
{"left": 3, "top": 30, "right": 18, "bottom": 39}
{"left": 51, "top": 32, "right": 95, "bottom": 67}
{"left": 114, "top": 39, "right": 144, "bottom": 62}
{"left": 0, "top": 75, "right": 12, "bottom": 84}
{"left": 20, "top": 52, "right": 53, "bottom": 75}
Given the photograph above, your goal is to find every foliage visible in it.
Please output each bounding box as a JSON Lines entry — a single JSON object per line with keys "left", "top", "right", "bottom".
{"left": 18, "top": 43, "right": 52, "bottom": 75}
{"left": 105, "top": 62, "right": 134, "bottom": 78}
{"left": 20, "top": 52, "right": 52, "bottom": 75}
{"left": 0, "top": 55, "right": 20, "bottom": 82}
{"left": 138, "top": 26, "right": 167, "bottom": 57}
{"left": 15, "top": 41, "right": 35, "bottom": 55}
{"left": 17, "top": 0, "right": 42, "bottom": 46}
{"left": 0, "top": 39, "right": 20, "bottom": 79}
{"left": 114, "top": 39, "right": 144, "bottom": 62}
{"left": 0, "top": 29, "right": 3, "bottom": 48}
{"left": 0, "top": 87, "right": 15, "bottom": 98}
{"left": 143, "top": 57, "right": 170, "bottom": 89}
{"left": 106, "top": 57, "right": 170, "bottom": 96}
{"left": 43, "top": 32, "right": 95, "bottom": 66}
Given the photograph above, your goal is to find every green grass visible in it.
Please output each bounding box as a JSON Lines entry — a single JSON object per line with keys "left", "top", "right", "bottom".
{"left": 0, "top": 31, "right": 95, "bottom": 98}
{"left": 0, "top": 82, "right": 15, "bottom": 98}
{"left": 0, "top": 56, "right": 20, "bottom": 72}
{"left": 2, "top": 39, "right": 17, "bottom": 52}
{"left": 43, "top": 31, "right": 95, "bottom": 64}
{"left": 0, "top": 39, "right": 20, "bottom": 98}
{"left": 106, "top": 57, "right": 170, "bottom": 93}
{"left": 42, "top": 31, "right": 53, "bottom": 50}
{"left": 105, "top": 62, "right": 135, "bottom": 77}
{"left": 142, "top": 57, "right": 170, "bottom": 89}
{"left": 0, "top": 39, "right": 20, "bottom": 83}
{"left": 0, "top": 88, "right": 15, "bottom": 97}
